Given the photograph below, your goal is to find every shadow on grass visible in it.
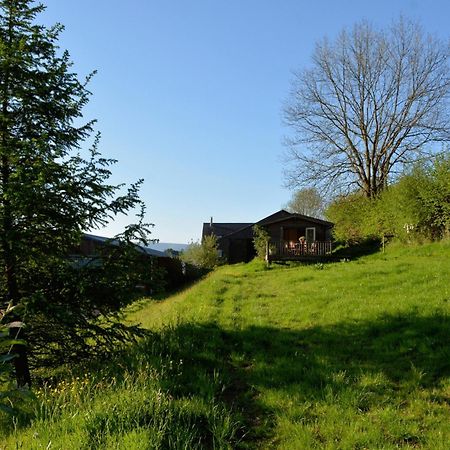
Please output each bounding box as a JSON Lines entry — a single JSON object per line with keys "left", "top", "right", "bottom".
{"left": 151, "top": 275, "right": 206, "bottom": 301}
{"left": 126, "top": 277, "right": 207, "bottom": 317}
{"left": 331, "top": 238, "right": 382, "bottom": 261}
{"left": 130, "top": 312, "right": 450, "bottom": 447}
{"left": 6, "top": 312, "right": 449, "bottom": 448}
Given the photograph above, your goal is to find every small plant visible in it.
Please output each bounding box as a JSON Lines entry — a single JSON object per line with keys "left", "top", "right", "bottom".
{"left": 253, "top": 225, "right": 273, "bottom": 259}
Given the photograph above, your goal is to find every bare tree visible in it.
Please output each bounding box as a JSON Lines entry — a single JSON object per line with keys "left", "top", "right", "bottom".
{"left": 283, "top": 19, "right": 450, "bottom": 197}
{"left": 285, "top": 187, "right": 326, "bottom": 218}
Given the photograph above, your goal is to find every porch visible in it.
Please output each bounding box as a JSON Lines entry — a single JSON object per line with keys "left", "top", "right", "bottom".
{"left": 266, "top": 240, "right": 333, "bottom": 262}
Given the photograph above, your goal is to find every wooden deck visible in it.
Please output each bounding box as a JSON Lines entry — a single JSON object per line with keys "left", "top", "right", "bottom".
{"left": 266, "top": 240, "right": 332, "bottom": 262}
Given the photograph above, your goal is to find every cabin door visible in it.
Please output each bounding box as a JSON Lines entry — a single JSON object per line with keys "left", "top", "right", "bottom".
{"left": 284, "top": 228, "right": 299, "bottom": 244}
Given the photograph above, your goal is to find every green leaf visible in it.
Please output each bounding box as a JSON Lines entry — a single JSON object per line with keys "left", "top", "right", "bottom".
{"left": 2, "top": 339, "right": 27, "bottom": 346}
{"left": 0, "top": 354, "right": 17, "bottom": 363}
{"left": 0, "top": 404, "right": 16, "bottom": 415}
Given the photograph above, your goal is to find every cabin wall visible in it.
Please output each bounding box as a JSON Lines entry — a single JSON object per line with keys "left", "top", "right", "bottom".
{"left": 217, "top": 237, "right": 255, "bottom": 263}
{"left": 217, "top": 217, "right": 332, "bottom": 264}
{"left": 229, "top": 239, "right": 255, "bottom": 263}
{"left": 264, "top": 219, "right": 328, "bottom": 242}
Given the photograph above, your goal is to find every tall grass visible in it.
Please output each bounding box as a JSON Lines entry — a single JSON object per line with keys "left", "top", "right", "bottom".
{"left": 2, "top": 241, "right": 450, "bottom": 449}
{"left": 1, "top": 328, "right": 240, "bottom": 449}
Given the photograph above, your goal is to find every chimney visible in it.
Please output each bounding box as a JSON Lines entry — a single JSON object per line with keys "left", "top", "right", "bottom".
{"left": 210, "top": 216, "right": 213, "bottom": 227}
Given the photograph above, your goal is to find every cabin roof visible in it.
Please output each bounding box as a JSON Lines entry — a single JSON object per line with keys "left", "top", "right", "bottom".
{"left": 202, "top": 222, "right": 253, "bottom": 239}
{"left": 207, "top": 210, "right": 333, "bottom": 240}
{"left": 259, "top": 210, "right": 334, "bottom": 227}
{"left": 82, "top": 233, "right": 167, "bottom": 257}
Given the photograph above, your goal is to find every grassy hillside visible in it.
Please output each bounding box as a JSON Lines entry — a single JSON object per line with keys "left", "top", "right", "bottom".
{"left": 2, "top": 241, "right": 450, "bottom": 449}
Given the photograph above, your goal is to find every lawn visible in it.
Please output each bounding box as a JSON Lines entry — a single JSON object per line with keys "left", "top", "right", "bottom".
{"left": 2, "top": 241, "right": 450, "bottom": 449}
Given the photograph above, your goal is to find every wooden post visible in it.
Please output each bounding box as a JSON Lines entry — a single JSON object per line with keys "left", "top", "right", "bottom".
{"left": 265, "top": 240, "right": 270, "bottom": 267}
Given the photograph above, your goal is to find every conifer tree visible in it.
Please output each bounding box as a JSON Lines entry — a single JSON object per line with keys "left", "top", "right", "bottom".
{"left": 0, "top": 0, "right": 152, "bottom": 386}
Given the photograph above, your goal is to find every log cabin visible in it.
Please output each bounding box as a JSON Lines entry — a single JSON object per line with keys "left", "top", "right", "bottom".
{"left": 202, "top": 210, "right": 333, "bottom": 263}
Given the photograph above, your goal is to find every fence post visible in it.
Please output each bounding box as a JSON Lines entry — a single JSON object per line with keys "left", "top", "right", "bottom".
{"left": 265, "top": 240, "right": 270, "bottom": 267}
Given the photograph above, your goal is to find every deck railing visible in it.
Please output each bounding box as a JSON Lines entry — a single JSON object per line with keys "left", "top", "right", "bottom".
{"left": 268, "top": 240, "right": 332, "bottom": 260}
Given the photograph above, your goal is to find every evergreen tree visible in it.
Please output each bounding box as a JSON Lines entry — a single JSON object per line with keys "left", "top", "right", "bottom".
{"left": 0, "top": 0, "right": 152, "bottom": 386}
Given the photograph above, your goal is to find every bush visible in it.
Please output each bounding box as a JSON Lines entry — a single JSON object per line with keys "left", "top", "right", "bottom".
{"left": 326, "top": 193, "right": 372, "bottom": 244}
{"left": 412, "top": 155, "right": 450, "bottom": 238}
{"left": 181, "top": 235, "right": 221, "bottom": 270}
{"left": 252, "top": 225, "right": 272, "bottom": 259}
{"left": 325, "top": 154, "right": 450, "bottom": 244}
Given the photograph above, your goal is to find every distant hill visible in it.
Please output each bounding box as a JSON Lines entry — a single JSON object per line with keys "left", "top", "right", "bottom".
{"left": 147, "top": 242, "right": 188, "bottom": 252}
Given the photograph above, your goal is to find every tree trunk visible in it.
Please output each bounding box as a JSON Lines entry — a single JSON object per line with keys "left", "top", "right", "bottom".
{"left": 9, "top": 326, "right": 31, "bottom": 387}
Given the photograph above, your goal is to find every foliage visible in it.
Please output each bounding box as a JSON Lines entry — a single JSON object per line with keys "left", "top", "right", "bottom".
{"left": 326, "top": 154, "right": 450, "bottom": 243}
{"left": 181, "top": 235, "right": 221, "bottom": 270}
{"left": 24, "top": 236, "right": 161, "bottom": 368}
{"left": 325, "top": 192, "right": 372, "bottom": 243}
{"left": 284, "top": 18, "right": 450, "bottom": 197}
{"left": 410, "top": 155, "right": 450, "bottom": 238}
{"left": 0, "top": 0, "right": 154, "bottom": 384}
{"left": 252, "top": 224, "right": 271, "bottom": 259}
{"left": 285, "top": 187, "right": 326, "bottom": 218}
{"left": 164, "top": 248, "right": 179, "bottom": 257}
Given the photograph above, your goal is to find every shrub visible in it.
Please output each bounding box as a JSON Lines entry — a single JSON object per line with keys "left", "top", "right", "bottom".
{"left": 181, "top": 235, "right": 221, "bottom": 270}
{"left": 325, "top": 193, "right": 373, "bottom": 244}
{"left": 413, "top": 155, "right": 450, "bottom": 238}
{"left": 252, "top": 225, "right": 271, "bottom": 259}
{"left": 325, "top": 153, "right": 450, "bottom": 244}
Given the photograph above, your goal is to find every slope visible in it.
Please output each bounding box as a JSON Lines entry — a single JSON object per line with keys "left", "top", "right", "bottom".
{"left": 2, "top": 241, "right": 450, "bottom": 449}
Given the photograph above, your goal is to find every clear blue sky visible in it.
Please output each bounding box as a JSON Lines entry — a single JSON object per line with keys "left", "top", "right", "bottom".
{"left": 40, "top": 0, "right": 450, "bottom": 244}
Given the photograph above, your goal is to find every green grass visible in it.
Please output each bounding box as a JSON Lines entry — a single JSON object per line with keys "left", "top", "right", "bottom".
{"left": 2, "top": 241, "right": 450, "bottom": 449}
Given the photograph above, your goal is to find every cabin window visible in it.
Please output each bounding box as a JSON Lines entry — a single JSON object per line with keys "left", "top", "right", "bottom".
{"left": 305, "top": 227, "right": 316, "bottom": 242}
